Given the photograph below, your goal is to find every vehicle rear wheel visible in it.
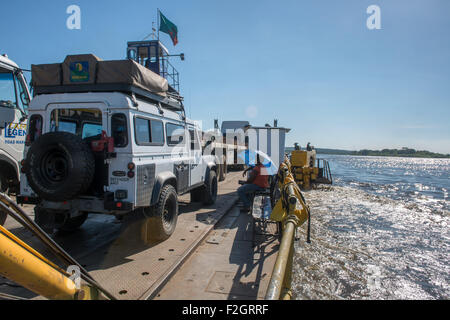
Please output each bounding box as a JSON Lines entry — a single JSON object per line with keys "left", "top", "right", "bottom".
{"left": 145, "top": 184, "right": 178, "bottom": 241}
{"left": 202, "top": 170, "right": 218, "bottom": 205}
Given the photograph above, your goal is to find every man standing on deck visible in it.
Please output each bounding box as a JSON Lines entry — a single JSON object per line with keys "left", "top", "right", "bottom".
{"left": 237, "top": 155, "right": 269, "bottom": 212}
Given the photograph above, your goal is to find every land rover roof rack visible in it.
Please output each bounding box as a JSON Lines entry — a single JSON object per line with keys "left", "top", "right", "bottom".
{"left": 31, "top": 54, "right": 185, "bottom": 113}
{"left": 33, "top": 83, "right": 184, "bottom": 112}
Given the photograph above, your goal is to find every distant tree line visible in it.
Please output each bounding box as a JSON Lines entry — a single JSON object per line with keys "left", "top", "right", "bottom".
{"left": 286, "top": 146, "right": 450, "bottom": 158}
{"left": 349, "top": 148, "right": 450, "bottom": 158}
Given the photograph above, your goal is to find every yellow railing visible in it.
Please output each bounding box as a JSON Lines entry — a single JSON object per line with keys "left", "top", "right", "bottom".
{"left": 265, "top": 158, "right": 311, "bottom": 300}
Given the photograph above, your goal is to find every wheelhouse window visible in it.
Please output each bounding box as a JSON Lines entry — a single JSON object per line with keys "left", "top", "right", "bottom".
{"left": 134, "top": 117, "right": 164, "bottom": 145}
{"left": 111, "top": 113, "right": 128, "bottom": 147}
{"left": 166, "top": 123, "right": 185, "bottom": 146}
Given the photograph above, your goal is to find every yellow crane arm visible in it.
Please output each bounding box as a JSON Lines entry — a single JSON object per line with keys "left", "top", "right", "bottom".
{"left": 0, "top": 193, "right": 110, "bottom": 300}
{"left": 0, "top": 225, "right": 80, "bottom": 300}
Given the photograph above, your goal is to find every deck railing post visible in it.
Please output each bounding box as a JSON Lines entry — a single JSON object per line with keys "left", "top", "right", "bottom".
{"left": 265, "top": 217, "right": 297, "bottom": 300}
{"left": 265, "top": 158, "right": 311, "bottom": 300}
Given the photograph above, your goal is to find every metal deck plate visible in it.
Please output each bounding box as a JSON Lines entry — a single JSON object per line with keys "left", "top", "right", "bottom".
{"left": 0, "top": 172, "right": 241, "bottom": 300}
{"left": 155, "top": 206, "right": 280, "bottom": 300}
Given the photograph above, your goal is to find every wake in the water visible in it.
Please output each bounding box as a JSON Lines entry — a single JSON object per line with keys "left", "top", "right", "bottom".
{"left": 291, "top": 159, "right": 449, "bottom": 300}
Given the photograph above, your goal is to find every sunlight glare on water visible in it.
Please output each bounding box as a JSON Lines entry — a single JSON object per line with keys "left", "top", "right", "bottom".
{"left": 292, "top": 155, "right": 449, "bottom": 300}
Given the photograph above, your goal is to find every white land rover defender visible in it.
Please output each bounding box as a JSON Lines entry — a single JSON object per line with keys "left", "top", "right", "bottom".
{"left": 0, "top": 54, "right": 31, "bottom": 195}
{"left": 19, "top": 47, "right": 218, "bottom": 240}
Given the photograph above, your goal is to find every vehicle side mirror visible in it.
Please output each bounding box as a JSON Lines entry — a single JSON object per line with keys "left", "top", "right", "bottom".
{"left": 20, "top": 91, "right": 30, "bottom": 106}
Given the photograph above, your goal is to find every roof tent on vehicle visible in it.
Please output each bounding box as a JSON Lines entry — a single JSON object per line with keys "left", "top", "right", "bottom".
{"left": 31, "top": 54, "right": 184, "bottom": 112}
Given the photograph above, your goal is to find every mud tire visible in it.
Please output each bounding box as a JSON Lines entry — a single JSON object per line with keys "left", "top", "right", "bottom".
{"left": 145, "top": 184, "right": 178, "bottom": 241}
{"left": 202, "top": 170, "right": 218, "bottom": 205}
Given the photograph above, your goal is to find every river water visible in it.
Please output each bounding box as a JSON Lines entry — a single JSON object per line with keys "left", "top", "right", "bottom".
{"left": 292, "top": 155, "right": 449, "bottom": 300}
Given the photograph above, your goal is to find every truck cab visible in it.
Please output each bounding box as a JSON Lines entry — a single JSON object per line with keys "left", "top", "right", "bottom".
{"left": 0, "top": 54, "right": 31, "bottom": 194}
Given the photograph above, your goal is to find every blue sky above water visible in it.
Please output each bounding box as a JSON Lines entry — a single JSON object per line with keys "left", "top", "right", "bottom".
{"left": 1, "top": 0, "right": 449, "bottom": 153}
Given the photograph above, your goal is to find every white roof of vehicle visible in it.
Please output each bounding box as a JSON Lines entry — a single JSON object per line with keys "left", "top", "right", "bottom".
{"left": 0, "top": 54, "right": 19, "bottom": 71}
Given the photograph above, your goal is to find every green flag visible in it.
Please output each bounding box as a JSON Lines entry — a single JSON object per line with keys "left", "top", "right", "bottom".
{"left": 159, "top": 11, "right": 178, "bottom": 46}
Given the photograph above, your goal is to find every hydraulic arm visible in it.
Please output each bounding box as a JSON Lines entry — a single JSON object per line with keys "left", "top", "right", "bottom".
{"left": 0, "top": 193, "right": 115, "bottom": 300}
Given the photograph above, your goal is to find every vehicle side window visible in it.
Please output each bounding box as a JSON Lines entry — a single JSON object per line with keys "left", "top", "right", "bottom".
{"left": 135, "top": 117, "right": 150, "bottom": 144}
{"left": 15, "top": 74, "right": 29, "bottom": 112}
{"left": 151, "top": 120, "right": 164, "bottom": 145}
{"left": 166, "top": 123, "right": 185, "bottom": 146}
{"left": 26, "top": 115, "right": 42, "bottom": 146}
{"left": 134, "top": 117, "right": 164, "bottom": 145}
{"left": 111, "top": 113, "right": 128, "bottom": 147}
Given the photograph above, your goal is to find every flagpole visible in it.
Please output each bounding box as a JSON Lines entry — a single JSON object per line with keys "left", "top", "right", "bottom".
{"left": 157, "top": 8, "right": 160, "bottom": 42}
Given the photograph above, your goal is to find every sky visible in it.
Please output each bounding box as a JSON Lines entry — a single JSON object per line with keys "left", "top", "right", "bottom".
{"left": 1, "top": 0, "right": 449, "bottom": 153}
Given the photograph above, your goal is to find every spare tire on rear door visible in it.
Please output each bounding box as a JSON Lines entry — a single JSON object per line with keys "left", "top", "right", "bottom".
{"left": 25, "top": 132, "right": 95, "bottom": 202}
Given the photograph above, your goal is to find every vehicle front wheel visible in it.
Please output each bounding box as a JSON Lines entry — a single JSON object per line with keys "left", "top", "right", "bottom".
{"left": 145, "top": 184, "right": 178, "bottom": 241}
{"left": 202, "top": 170, "right": 218, "bottom": 205}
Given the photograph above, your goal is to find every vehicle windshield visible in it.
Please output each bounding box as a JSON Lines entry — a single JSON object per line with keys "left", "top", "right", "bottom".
{"left": 0, "top": 72, "right": 17, "bottom": 108}
{"left": 0, "top": 70, "right": 30, "bottom": 113}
